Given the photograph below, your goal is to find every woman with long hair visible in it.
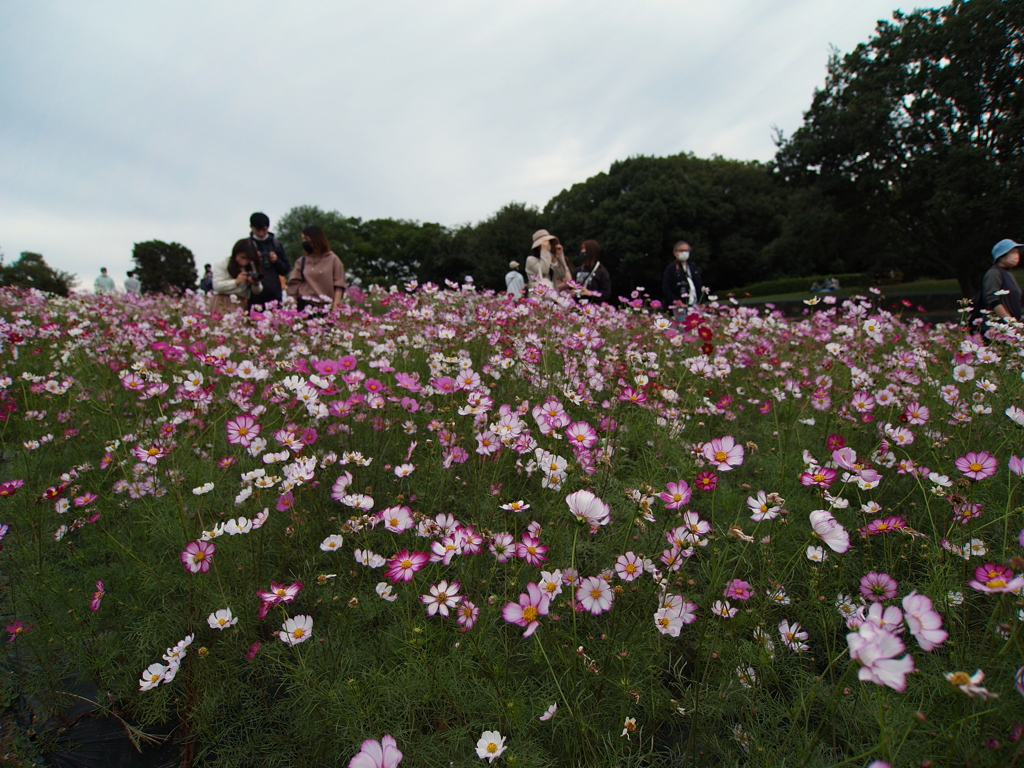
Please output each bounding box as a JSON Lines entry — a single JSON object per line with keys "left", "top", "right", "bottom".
{"left": 209, "top": 239, "right": 263, "bottom": 316}
{"left": 525, "top": 229, "right": 573, "bottom": 293}
{"left": 286, "top": 225, "right": 347, "bottom": 312}
{"left": 574, "top": 239, "right": 611, "bottom": 303}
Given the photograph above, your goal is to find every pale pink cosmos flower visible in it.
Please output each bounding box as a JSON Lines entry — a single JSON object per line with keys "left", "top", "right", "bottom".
{"left": 577, "top": 576, "right": 614, "bottom": 615}
{"left": 456, "top": 599, "right": 479, "bottom": 631}
{"left": 848, "top": 622, "right": 915, "bottom": 692}
{"left": 778, "top": 619, "right": 809, "bottom": 652}
{"left": 724, "top": 579, "right": 753, "bottom": 600}
{"left": 746, "top": 491, "right": 779, "bottom": 521}
{"left": 225, "top": 414, "right": 261, "bottom": 447}
{"left": 954, "top": 451, "right": 997, "bottom": 481}
{"left": 1009, "top": 456, "right": 1024, "bottom": 476}
{"left": 538, "top": 703, "right": 557, "bottom": 721}
{"left": 278, "top": 614, "right": 313, "bottom": 645}
{"left": 139, "top": 662, "right": 168, "bottom": 691}
{"left": 565, "top": 421, "right": 598, "bottom": 450}
{"left": 348, "top": 734, "right": 403, "bottom": 768}
{"left": 421, "top": 580, "right": 462, "bottom": 617}
{"left": 809, "top": 510, "right": 850, "bottom": 553}
{"left": 702, "top": 436, "right": 744, "bottom": 471}
{"left": 659, "top": 480, "right": 692, "bottom": 509}
{"left": 614, "top": 552, "right": 644, "bottom": 582}
{"left": 945, "top": 670, "right": 999, "bottom": 700}
{"left": 180, "top": 540, "right": 215, "bottom": 574}
{"left": 712, "top": 600, "right": 738, "bottom": 618}
{"left": 901, "top": 591, "right": 947, "bottom": 651}
{"left": 379, "top": 505, "right": 415, "bottom": 534}
{"left": 565, "top": 489, "right": 610, "bottom": 528}
{"left": 502, "top": 583, "right": 550, "bottom": 637}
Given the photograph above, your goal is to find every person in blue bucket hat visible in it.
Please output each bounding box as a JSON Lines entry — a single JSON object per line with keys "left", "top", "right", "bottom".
{"left": 982, "top": 238, "right": 1023, "bottom": 322}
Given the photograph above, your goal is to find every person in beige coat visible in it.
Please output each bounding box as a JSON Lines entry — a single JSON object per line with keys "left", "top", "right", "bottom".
{"left": 209, "top": 240, "right": 263, "bottom": 316}
{"left": 525, "top": 229, "right": 572, "bottom": 293}
{"left": 286, "top": 225, "right": 347, "bottom": 312}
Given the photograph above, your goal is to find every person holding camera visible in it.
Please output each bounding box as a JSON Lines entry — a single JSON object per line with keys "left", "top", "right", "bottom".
{"left": 209, "top": 239, "right": 264, "bottom": 316}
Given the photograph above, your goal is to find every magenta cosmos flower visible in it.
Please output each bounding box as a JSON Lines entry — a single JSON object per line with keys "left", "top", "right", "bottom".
{"left": 694, "top": 471, "right": 718, "bottom": 492}
{"left": 348, "top": 734, "right": 403, "bottom": 768}
{"left": 257, "top": 581, "right": 303, "bottom": 604}
{"left": 968, "top": 563, "right": 1024, "bottom": 593}
{"left": 859, "top": 571, "right": 898, "bottom": 602}
{"left": 90, "top": 580, "right": 105, "bottom": 612}
{"left": 702, "top": 436, "right": 744, "bottom": 471}
{"left": 502, "top": 583, "right": 550, "bottom": 637}
{"left": 659, "top": 480, "right": 692, "bottom": 509}
{"left": 954, "top": 451, "right": 997, "bottom": 481}
{"left": 385, "top": 550, "right": 429, "bottom": 583}
{"left": 180, "top": 540, "right": 215, "bottom": 574}
{"left": 724, "top": 579, "right": 753, "bottom": 600}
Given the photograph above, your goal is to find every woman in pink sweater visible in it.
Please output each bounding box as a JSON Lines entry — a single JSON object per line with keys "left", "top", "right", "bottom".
{"left": 286, "top": 225, "right": 347, "bottom": 312}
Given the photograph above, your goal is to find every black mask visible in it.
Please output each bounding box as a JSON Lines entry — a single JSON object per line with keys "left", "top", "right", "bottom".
{"left": 301, "top": 242, "right": 314, "bottom": 254}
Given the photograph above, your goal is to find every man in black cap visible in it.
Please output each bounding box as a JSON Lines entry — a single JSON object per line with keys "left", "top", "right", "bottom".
{"left": 248, "top": 212, "right": 290, "bottom": 309}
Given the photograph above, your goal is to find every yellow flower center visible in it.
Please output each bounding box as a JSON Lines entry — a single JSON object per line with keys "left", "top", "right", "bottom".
{"left": 293, "top": 628, "right": 304, "bottom": 638}
{"left": 715, "top": 450, "right": 728, "bottom": 462}
{"left": 401, "top": 559, "right": 412, "bottom": 569}
{"left": 591, "top": 588, "right": 603, "bottom": 599}
{"left": 970, "top": 462, "right": 982, "bottom": 472}
{"left": 522, "top": 606, "right": 538, "bottom": 622}
{"left": 948, "top": 672, "right": 970, "bottom": 686}
{"left": 487, "top": 743, "right": 498, "bottom": 754}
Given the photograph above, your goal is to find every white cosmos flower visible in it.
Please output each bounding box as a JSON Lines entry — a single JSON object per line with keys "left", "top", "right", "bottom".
{"left": 192, "top": 482, "right": 214, "bottom": 495}
{"left": 207, "top": 608, "right": 238, "bottom": 630}
{"left": 278, "top": 614, "right": 313, "bottom": 645}
{"left": 320, "top": 534, "right": 344, "bottom": 552}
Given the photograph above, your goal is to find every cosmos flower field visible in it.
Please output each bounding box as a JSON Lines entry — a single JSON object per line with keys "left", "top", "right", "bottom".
{"left": 0, "top": 283, "right": 1022, "bottom": 767}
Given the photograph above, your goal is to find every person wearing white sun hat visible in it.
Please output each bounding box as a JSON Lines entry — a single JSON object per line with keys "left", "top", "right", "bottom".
{"left": 525, "top": 229, "right": 572, "bottom": 293}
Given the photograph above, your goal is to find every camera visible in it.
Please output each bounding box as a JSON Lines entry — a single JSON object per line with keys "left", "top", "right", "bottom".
{"left": 244, "top": 264, "right": 260, "bottom": 283}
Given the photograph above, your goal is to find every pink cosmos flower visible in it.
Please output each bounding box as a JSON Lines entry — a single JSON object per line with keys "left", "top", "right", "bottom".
{"left": 659, "top": 480, "right": 692, "bottom": 509}
{"left": 565, "top": 421, "right": 598, "bottom": 450}
{"left": 133, "top": 443, "right": 169, "bottom": 465}
{"left": 246, "top": 642, "right": 261, "bottom": 660}
{"left": 6, "top": 620, "right": 32, "bottom": 642}
{"left": 860, "top": 516, "right": 906, "bottom": 536}
{"left": 702, "top": 436, "right": 744, "bottom": 471}
{"left": 847, "top": 621, "right": 915, "bottom": 692}
{"left": 614, "top": 552, "right": 644, "bottom": 582}
{"left": 565, "top": 489, "right": 610, "bottom": 528}
{"left": 385, "top": 549, "right": 429, "bottom": 583}
{"left": 90, "top": 580, "right": 105, "bottom": 611}
{"left": 577, "top": 576, "right": 614, "bottom": 615}
{"left": 515, "top": 534, "right": 549, "bottom": 566}
{"left": 348, "top": 734, "right": 403, "bottom": 768}
{"left": 968, "top": 563, "right": 1024, "bottom": 593}
{"left": 901, "top": 591, "right": 947, "bottom": 651}
{"left": 954, "top": 451, "right": 997, "bottom": 481}
{"left": 379, "top": 505, "right": 415, "bottom": 534}
{"left": 724, "top": 579, "right": 753, "bottom": 600}
{"left": 456, "top": 599, "right": 479, "bottom": 631}
{"left": 859, "top": 571, "right": 898, "bottom": 602}
{"left": 694, "top": 471, "right": 718, "bottom": 492}
{"left": 257, "top": 581, "right": 303, "bottom": 604}
{"left": 800, "top": 466, "right": 837, "bottom": 488}
{"left": 0, "top": 479, "right": 26, "bottom": 498}
{"left": 225, "top": 414, "right": 261, "bottom": 447}
{"left": 502, "top": 583, "right": 550, "bottom": 637}
{"left": 1009, "top": 456, "right": 1024, "bottom": 476}
{"left": 180, "top": 540, "right": 215, "bottom": 574}
{"left": 778, "top": 619, "right": 809, "bottom": 652}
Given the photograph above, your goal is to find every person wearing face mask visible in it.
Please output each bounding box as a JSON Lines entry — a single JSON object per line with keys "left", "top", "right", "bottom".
{"left": 525, "top": 229, "right": 572, "bottom": 293}
{"left": 663, "top": 241, "right": 704, "bottom": 312}
{"left": 247, "top": 212, "right": 290, "bottom": 310}
{"left": 286, "top": 225, "right": 346, "bottom": 313}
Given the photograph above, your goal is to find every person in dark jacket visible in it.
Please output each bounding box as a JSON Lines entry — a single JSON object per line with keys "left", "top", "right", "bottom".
{"left": 662, "top": 241, "right": 704, "bottom": 311}
{"left": 574, "top": 240, "right": 611, "bottom": 304}
{"left": 247, "top": 212, "right": 290, "bottom": 309}
{"left": 982, "top": 238, "right": 1022, "bottom": 321}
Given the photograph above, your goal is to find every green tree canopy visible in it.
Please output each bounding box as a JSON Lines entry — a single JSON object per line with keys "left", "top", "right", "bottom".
{"left": 0, "top": 251, "right": 75, "bottom": 296}
{"left": 131, "top": 241, "right": 198, "bottom": 294}
{"left": 773, "top": 0, "right": 1024, "bottom": 294}
{"left": 544, "top": 154, "right": 788, "bottom": 299}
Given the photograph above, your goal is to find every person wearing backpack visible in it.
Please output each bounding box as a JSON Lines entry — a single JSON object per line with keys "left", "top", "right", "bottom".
{"left": 981, "top": 238, "right": 1022, "bottom": 322}
{"left": 247, "top": 212, "right": 290, "bottom": 310}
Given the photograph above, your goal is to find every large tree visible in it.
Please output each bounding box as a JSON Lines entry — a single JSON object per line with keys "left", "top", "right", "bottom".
{"left": 773, "top": 0, "right": 1024, "bottom": 295}
{"left": 131, "top": 241, "right": 198, "bottom": 294}
{"left": 544, "top": 154, "right": 787, "bottom": 298}
{"left": 0, "top": 251, "right": 75, "bottom": 296}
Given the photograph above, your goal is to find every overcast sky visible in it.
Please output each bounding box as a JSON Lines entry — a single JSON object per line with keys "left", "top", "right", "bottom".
{"left": 0, "top": 0, "right": 919, "bottom": 291}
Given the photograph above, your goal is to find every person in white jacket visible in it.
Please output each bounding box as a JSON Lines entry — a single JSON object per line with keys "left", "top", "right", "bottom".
{"left": 209, "top": 240, "right": 263, "bottom": 316}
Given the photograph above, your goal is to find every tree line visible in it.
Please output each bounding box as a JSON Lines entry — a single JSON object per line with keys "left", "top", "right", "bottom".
{"left": 7, "top": 0, "right": 1019, "bottom": 299}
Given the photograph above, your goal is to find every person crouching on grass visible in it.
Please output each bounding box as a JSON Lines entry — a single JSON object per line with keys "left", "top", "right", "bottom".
{"left": 286, "top": 225, "right": 347, "bottom": 313}
{"left": 209, "top": 239, "right": 263, "bottom": 316}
